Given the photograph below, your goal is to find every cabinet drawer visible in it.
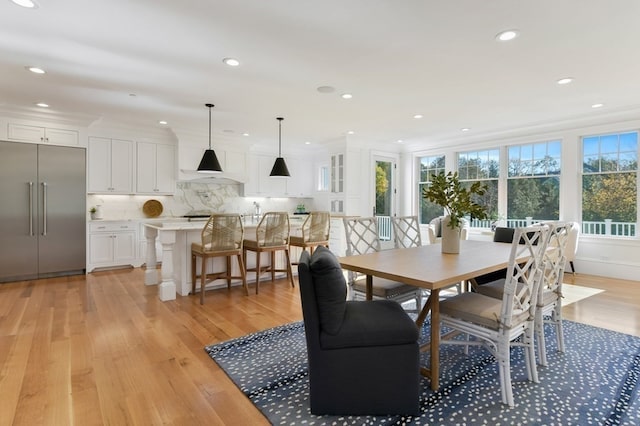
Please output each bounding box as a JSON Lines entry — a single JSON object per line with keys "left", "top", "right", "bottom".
{"left": 89, "top": 222, "right": 137, "bottom": 232}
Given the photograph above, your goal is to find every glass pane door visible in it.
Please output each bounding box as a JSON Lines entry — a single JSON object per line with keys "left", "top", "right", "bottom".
{"left": 373, "top": 156, "right": 395, "bottom": 247}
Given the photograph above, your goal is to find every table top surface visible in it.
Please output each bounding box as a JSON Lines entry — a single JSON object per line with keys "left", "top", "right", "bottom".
{"left": 338, "top": 240, "right": 516, "bottom": 290}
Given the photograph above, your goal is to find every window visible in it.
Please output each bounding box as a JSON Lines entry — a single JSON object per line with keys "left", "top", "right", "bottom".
{"left": 418, "top": 155, "right": 445, "bottom": 224}
{"left": 582, "top": 131, "right": 637, "bottom": 236}
{"left": 507, "top": 140, "right": 561, "bottom": 225}
{"left": 457, "top": 149, "right": 499, "bottom": 227}
{"left": 317, "top": 165, "right": 329, "bottom": 191}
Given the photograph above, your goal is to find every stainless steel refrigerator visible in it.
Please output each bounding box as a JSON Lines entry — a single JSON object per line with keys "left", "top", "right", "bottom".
{"left": 0, "top": 141, "right": 86, "bottom": 283}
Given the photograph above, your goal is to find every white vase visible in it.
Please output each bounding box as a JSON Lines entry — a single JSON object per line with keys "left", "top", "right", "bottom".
{"left": 94, "top": 204, "right": 103, "bottom": 220}
{"left": 440, "top": 215, "right": 461, "bottom": 254}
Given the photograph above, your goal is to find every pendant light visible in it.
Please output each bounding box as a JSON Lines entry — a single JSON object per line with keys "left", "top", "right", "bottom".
{"left": 197, "top": 103, "right": 223, "bottom": 173}
{"left": 270, "top": 117, "right": 291, "bottom": 177}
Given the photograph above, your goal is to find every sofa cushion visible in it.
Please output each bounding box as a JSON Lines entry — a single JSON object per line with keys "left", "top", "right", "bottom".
{"left": 309, "top": 246, "right": 347, "bottom": 335}
{"left": 320, "top": 300, "right": 418, "bottom": 349}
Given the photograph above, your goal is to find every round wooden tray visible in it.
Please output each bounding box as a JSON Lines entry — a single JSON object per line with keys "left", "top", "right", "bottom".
{"left": 142, "top": 199, "right": 163, "bottom": 218}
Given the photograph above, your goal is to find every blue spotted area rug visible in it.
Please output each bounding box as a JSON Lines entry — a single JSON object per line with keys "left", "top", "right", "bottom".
{"left": 205, "top": 320, "right": 640, "bottom": 425}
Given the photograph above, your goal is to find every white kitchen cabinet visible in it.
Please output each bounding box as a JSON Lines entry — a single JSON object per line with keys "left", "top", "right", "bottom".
{"left": 7, "top": 123, "right": 79, "bottom": 146}
{"left": 88, "top": 221, "right": 137, "bottom": 271}
{"left": 330, "top": 153, "right": 344, "bottom": 193}
{"left": 136, "top": 142, "right": 175, "bottom": 194}
{"left": 245, "top": 154, "right": 287, "bottom": 196}
{"left": 88, "top": 137, "right": 134, "bottom": 193}
{"left": 285, "top": 157, "right": 314, "bottom": 197}
{"left": 245, "top": 153, "right": 313, "bottom": 197}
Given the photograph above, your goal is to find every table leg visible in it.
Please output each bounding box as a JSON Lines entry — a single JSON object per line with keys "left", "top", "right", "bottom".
{"left": 365, "top": 275, "right": 373, "bottom": 300}
{"left": 430, "top": 288, "right": 440, "bottom": 390}
{"left": 416, "top": 289, "right": 440, "bottom": 391}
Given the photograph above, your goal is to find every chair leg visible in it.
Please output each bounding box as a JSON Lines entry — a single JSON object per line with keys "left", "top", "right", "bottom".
{"left": 200, "top": 254, "right": 207, "bottom": 305}
{"left": 270, "top": 252, "right": 276, "bottom": 282}
{"left": 226, "top": 256, "right": 232, "bottom": 290}
{"left": 255, "top": 250, "right": 261, "bottom": 294}
{"left": 237, "top": 254, "right": 249, "bottom": 296}
{"left": 524, "top": 324, "right": 539, "bottom": 383}
{"left": 554, "top": 304, "right": 565, "bottom": 352}
{"left": 570, "top": 260, "right": 575, "bottom": 274}
{"left": 497, "top": 339, "right": 514, "bottom": 407}
{"left": 191, "top": 253, "right": 197, "bottom": 296}
{"left": 535, "top": 309, "right": 548, "bottom": 367}
{"left": 284, "top": 248, "right": 294, "bottom": 287}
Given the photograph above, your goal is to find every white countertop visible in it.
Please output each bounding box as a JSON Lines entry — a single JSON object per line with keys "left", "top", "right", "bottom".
{"left": 144, "top": 219, "right": 303, "bottom": 232}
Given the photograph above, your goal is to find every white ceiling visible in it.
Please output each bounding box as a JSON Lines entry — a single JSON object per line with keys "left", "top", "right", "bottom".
{"left": 2, "top": 0, "right": 640, "bottom": 152}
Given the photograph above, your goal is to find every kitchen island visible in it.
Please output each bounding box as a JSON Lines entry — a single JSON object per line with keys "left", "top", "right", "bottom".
{"left": 144, "top": 218, "right": 304, "bottom": 301}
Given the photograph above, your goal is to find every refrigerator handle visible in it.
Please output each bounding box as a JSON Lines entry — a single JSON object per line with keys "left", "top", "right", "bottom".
{"left": 29, "top": 182, "right": 34, "bottom": 236}
{"left": 42, "top": 182, "right": 47, "bottom": 236}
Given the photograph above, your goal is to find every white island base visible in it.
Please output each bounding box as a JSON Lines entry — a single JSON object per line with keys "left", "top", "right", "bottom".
{"left": 144, "top": 221, "right": 303, "bottom": 301}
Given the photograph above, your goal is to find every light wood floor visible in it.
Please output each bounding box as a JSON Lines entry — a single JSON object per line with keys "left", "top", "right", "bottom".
{"left": 1, "top": 268, "right": 638, "bottom": 425}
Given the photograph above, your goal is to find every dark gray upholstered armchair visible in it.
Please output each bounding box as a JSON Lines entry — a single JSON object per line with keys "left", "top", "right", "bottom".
{"left": 297, "top": 246, "right": 420, "bottom": 416}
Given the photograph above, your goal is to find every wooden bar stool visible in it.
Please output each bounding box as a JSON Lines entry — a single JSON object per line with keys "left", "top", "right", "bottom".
{"left": 289, "top": 211, "right": 330, "bottom": 264}
{"left": 191, "top": 214, "right": 248, "bottom": 304}
{"left": 243, "top": 211, "right": 295, "bottom": 294}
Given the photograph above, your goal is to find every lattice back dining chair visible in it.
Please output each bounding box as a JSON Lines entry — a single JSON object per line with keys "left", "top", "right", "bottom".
{"left": 564, "top": 221, "right": 580, "bottom": 274}
{"left": 535, "top": 221, "right": 572, "bottom": 366}
{"left": 343, "top": 217, "right": 422, "bottom": 310}
{"left": 289, "top": 211, "right": 330, "bottom": 263}
{"left": 391, "top": 215, "right": 422, "bottom": 249}
{"left": 391, "top": 215, "right": 463, "bottom": 295}
{"left": 242, "top": 211, "right": 295, "bottom": 294}
{"left": 439, "top": 224, "right": 550, "bottom": 407}
{"left": 191, "top": 214, "right": 248, "bottom": 304}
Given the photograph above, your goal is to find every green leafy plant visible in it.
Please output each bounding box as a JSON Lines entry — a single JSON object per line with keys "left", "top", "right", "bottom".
{"left": 422, "top": 171, "right": 488, "bottom": 229}
{"left": 89, "top": 207, "right": 97, "bottom": 214}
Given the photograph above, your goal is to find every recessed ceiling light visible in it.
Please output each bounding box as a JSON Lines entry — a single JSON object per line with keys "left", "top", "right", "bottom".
{"left": 557, "top": 77, "right": 573, "bottom": 85}
{"left": 495, "top": 29, "right": 519, "bottom": 42}
{"left": 36, "top": 102, "right": 48, "bottom": 108}
{"left": 26, "top": 66, "right": 45, "bottom": 74}
{"left": 413, "top": 114, "right": 423, "bottom": 119}
{"left": 242, "top": 133, "right": 250, "bottom": 137}
{"left": 223, "top": 58, "right": 240, "bottom": 67}
{"left": 591, "top": 103, "right": 604, "bottom": 109}
{"left": 11, "top": 0, "right": 37, "bottom": 8}
{"left": 341, "top": 93, "right": 353, "bottom": 99}
{"left": 317, "top": 86, "right": 335, "bottom": 93}
{"left": 347, "top": 130, "right": 355, "bottom": 135}
{"left": 305, "top": 141, "right": 311, "bottom": 145}
{"left": 158, "top": 120, "right": 168, "bottom": 125}
{"left": 397, "top": 140, "right": 404, "bottom": 144}
{"left": 461, "top": 128, "right": 470, "bottom": 132}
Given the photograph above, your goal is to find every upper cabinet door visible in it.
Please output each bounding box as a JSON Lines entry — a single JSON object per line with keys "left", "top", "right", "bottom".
{"left": 285, "top": 157, "right": 314, "bottom": 197}
{"left": 88, "top": 137, "right": 133, "bottom": 193}
{"left": 136, "top": 142, "right": 175, "bottom": 194}
{"left": 154, "top": 144, "right": 175, "bottom": 193}
{"left": 7, "top": 123, "right": 79, "bottom": 146}
{"left": 109, "top": 139, "right": 134, "bottom": 193}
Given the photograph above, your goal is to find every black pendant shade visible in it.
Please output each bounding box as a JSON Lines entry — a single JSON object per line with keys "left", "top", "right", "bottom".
{"left": 270, "top": 117, "right": 290, "bottom": 177}
{"left": 270, "top": 156, "right": 290, "bottom": 177}
{"left": 197, "top": 103, "right": 223, "bottom": 173}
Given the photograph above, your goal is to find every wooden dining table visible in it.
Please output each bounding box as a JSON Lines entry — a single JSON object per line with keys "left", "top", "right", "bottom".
{"left": 338, "top": 239, "right": 518, "bottom": 391}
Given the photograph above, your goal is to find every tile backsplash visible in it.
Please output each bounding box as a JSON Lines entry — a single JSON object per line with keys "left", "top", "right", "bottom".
{"left": 87, "top": 181, "right": 316, "bottom": 220}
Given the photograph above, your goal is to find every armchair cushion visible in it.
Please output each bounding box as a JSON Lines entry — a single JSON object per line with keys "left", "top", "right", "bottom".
{"left": 310, "top": 246, "right": 347, "bottom": 335}
{"left": 320, "top": 300, "right": 419, "bottom": 349}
